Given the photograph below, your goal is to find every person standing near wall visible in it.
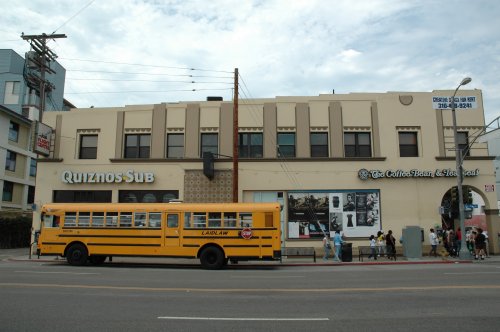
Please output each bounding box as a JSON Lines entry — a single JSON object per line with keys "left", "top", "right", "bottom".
{"left": 332, "top": 230, "right": 343, "bottom": 261}
{"left": 429, "top": 228, "right": 438, "bottom": 257}
{"left": 386, "top": 230, "right": 396, "bottom": 260}
{"left": 322, "top": 235, "right": 331, "bottom": 260}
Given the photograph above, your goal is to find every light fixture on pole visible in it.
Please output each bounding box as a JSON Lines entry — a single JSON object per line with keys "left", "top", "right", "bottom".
{"left": 451, "top": 77, "right": 472, "bottom": 259}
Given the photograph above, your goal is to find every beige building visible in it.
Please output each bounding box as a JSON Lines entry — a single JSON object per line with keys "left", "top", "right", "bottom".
{"left": 33, "top": 90, "right": 499, "bottom": 254}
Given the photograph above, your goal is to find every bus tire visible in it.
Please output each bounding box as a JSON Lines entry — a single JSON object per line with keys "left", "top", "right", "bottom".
{"left": 200, "top": 246, "right": 225, "bottom": 270}
{"left": 66, "top": 243, "right": 88, "bottom": 266}
{"left": 89, "top": 255, "right": 107, "bottom": 265}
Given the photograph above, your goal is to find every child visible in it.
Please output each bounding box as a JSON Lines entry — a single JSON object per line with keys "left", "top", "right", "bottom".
{"left": 368, "top": 235, "right": 377, "bottom": 260}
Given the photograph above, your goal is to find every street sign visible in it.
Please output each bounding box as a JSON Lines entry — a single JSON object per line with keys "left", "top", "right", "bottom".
{"left": 465, "top": 204, "right": 478, "bottom": 209}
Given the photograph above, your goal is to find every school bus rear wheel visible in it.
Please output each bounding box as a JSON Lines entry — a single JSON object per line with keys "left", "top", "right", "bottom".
{"left": 200, "top": 246, "right": 225, "bottom": 270}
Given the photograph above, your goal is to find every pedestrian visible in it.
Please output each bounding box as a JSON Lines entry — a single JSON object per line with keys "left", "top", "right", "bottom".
{"left": 474, "top": 228, "right": 486, "bottom": 260}
{"left": 368, "top": 235, "right": 377, "bottom": 260}
{"left": 376, "top": 231, "right": 385, "bottom": 257}
{"left": 456, "top": 227, "right": 462, "bottom": 255}
{"left": 483, "top": 230, "right": 490, "bottom": 258}
{"left": 322, "top": 235, "right": 331, "bottom": 260}
{"left": 447, "top": 229, "right": 457, "bottom": 257}
{"left": 429, "top": 228, "right": 438, "bottom": 257}
{"left": 466, "top": 229, "right": 474, "bottom": 255}
{"left": 385, "top": 230, "right": 396, "bottom": 260}
{"left": 332, "top": 230, "right": 343, "bottom": 261}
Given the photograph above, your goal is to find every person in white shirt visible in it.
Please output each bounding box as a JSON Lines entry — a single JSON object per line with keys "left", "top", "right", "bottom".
{"left": 429, "top": 228, "right": 439, "bottom": 257}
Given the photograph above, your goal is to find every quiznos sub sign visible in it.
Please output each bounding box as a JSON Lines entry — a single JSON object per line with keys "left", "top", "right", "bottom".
{"left": 62, "top": 170, "right": 155, "bottom": 184}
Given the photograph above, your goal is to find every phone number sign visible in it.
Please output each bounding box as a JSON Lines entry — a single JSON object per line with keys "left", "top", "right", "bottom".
{"left": 432, "top": 96, "right": 477, "bottom": 110}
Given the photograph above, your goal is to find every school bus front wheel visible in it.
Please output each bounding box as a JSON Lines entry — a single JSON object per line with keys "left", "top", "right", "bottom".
{"left": 66, "top": 243, "right": 88, "bottom": 266}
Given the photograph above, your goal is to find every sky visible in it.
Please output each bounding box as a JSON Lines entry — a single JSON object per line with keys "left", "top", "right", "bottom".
{"left": 2, "top": 0, "right": 500, "bottom": 124}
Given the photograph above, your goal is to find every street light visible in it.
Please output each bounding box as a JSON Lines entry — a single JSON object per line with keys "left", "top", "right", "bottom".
{"left": 451, "top": 77, "right": 472, "bottom": 259}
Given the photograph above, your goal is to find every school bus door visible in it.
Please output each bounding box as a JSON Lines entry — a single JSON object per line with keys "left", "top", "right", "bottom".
{"left": 165, "top": 213, "right": 180, "bottom": 247}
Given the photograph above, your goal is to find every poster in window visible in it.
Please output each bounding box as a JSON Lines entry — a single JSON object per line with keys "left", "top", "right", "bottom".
{"left": 288, "top": 190, "right": 381, "bottom": 239}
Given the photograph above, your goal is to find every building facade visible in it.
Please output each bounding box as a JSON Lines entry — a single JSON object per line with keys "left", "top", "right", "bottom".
{"left": 33, "top": 90, "right": 500, "bottom": 253}
{"left": 0, "top": 105, "right": 36, "bottom": 215}
{"left": 0, "top": 49, "right": 67, "bottom": 119}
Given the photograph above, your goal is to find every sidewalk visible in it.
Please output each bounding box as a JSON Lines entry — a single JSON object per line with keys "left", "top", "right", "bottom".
{"left": 3, "top": 247, "right": 497, "bottom": 266}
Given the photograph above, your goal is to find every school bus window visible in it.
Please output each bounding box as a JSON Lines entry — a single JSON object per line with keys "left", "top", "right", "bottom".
{"left": 149, "top": 212, "right": 161, "bottom": 228}
{"left": 167, "top": 214, "right": 178, "bottom": 228}
{"left": 119, "top": 212, "right": 132, "bottom": 227}
{"left": 208, "top": 212, "right": 221, "bottom": 227}
{"left": 43, "top": 214, "right": 55, "bottom": 228}
{"left": 134, "top": 212, "right": 146, "bottom": 227}
{"left": 92, "top": 212, "right": 104, "bottom": 227}
{"left": 64, "top": 212, "right": 77, "bottom": 227}
{"left": 265, "top": 212, "right": 274, "bottom": 227}
{"left": 239, "top": 212, "right": 253, "bottom": 227}
{"left": 53, "top": 215, "right": 61, "bottom": 227}
{"left": 193, "top": 213, "right": 206, "bottom": 228}
{"left": 184, "top": 212, "right": 191, "bottom": 228}
{"left": 105, "top": 212, "right": 118, "bottom": 227}
{"left": 78, "top": 212, "right": 91, "bottom": 227}
{"left": 223, "top": 212, "right": 237, "bottom": 227}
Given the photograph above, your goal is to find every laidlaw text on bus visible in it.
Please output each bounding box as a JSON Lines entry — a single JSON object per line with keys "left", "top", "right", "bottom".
{"left": 61, "top": 170, "right": 155, "bottom": 184}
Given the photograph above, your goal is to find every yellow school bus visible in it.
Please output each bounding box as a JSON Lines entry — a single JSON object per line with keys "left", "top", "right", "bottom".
{"left": 37, "top": 202, "right": 281, "bottom": 269}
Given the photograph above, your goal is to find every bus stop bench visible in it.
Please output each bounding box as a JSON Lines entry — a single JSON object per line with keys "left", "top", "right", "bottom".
{"left": 358, "top": 246, "right": 397, "bottom": 261}
{"left": 282, "top": 247, "right": 316, "bottom": 262}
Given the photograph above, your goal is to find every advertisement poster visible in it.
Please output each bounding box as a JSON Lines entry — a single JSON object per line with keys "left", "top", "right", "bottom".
{"left": 288, "top": 190, "right": 381, "bottom": 239}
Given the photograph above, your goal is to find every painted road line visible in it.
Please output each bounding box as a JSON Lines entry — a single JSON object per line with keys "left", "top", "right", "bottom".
{"left": 15, "top": 271, "right": 100, "bottom": 275}
{"left": 158, "top": 316, "right": 329, "bottom": 321}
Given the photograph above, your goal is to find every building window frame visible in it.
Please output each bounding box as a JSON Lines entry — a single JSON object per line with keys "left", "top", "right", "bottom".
{"left": 239, "top": 132, "right": 263, "bottom": 158}
{"left": 344, "top": 132, "right": 372, "bottom": 157}
{"left": 9, "top": 121, "right": 19, "bottom": 142}
{"left": 124, "top": 134, "right": 150, "bottom": 159}
{"left": 310, "top": 132, "right": 329, "bottom": 157}
{"left": 277, "top": 132, "right": 296, "bottom": 158}
{"left": 79, "top": 134, "right": 98, "bottom": 159}
{"left": 5, "top": 150, "right": 17, "bottom": 171}
{"left": 2, "top": 181, "right": 14, "bottom": 202}
{"left": 167, "top": 133, "right": 184, "bottom": 158}
{"left": 29, "top": 158, "right": 37, "bottom": 177}
{"left": 3, "top": 81, "right": 21, "bottom": 104}
{"left": 200, "top": 133, "right": 218, "bottom": 158}
{"left": 398, "top": 131, "right": 419, "bottom": 157}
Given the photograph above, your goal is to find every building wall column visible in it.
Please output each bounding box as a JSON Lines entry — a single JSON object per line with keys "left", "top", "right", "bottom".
{"left": 296, "top": 103, "right": 310, "bottom": 158}
{"left": 114, "top": 111, "right": 124, "bottom": 159}
{"left": 371, "top": 102, "right": 381, "bottom": 157}
{"left": 435, "top": 110, "right": 445, "bottom": 157}
{"left": 151, "top": 103, "right": 167, "bottom": 158}
{"left": 329, "top": 101, "right": 343, "bottom": 157}
{"left": 54, "top": 114, "right": 63, "bottom": 159}
{"left": 263, "top": 103, "right": 277, "bottom": 158}
{"left": 220, "top": 103, "right": 233, "bottom": 158}
{"left": 185, "top": 103, "right": 200, "bottom": 158}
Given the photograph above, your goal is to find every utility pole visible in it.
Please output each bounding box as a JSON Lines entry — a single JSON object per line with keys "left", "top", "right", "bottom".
{"left": 21, "top": 33, "right": 67, "bottom": 122}
{"left": 232, "top": 68, "right": 239, "bottom": 202}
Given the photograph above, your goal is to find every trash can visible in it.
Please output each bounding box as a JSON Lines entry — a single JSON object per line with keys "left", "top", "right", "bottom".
{"left": 341, "top": 243, "right": 352, "bottom": 262}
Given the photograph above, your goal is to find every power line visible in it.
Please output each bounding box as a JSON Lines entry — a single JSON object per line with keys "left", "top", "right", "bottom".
{"left": 66, "top": 69, "right": 233, "bottom": 79}
{"left": 65, "top": 88, "right": 233, "bottom": 95}
{"left": 60, "top": 57, "right": 234, "bottom": 74}
{"left": 66, "top": 78, "right": 233, "bottom": 84}
{"left": 52, "top": 0, "right": 96, "bottom": 34}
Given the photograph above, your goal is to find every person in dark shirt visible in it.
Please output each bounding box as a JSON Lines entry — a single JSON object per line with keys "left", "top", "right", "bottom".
{"left": 385, "top": 230, "right": 396, "bottom": 260}
{"left": 474, "top": 228, "right": 486, "bottom": 260}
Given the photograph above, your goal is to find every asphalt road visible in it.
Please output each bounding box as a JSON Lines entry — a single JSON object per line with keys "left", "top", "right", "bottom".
{"left": 1, "top": 254, "right": 500, "bottom": 332}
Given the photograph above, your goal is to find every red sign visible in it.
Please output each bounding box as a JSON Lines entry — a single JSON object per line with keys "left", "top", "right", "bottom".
{"left": 241, "top": 228, "right": 253, "bottom": 239}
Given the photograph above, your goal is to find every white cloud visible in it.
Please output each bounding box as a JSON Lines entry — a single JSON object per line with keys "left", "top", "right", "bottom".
{"left": 2, "top": 0, "right": 499, "bottom": 123}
